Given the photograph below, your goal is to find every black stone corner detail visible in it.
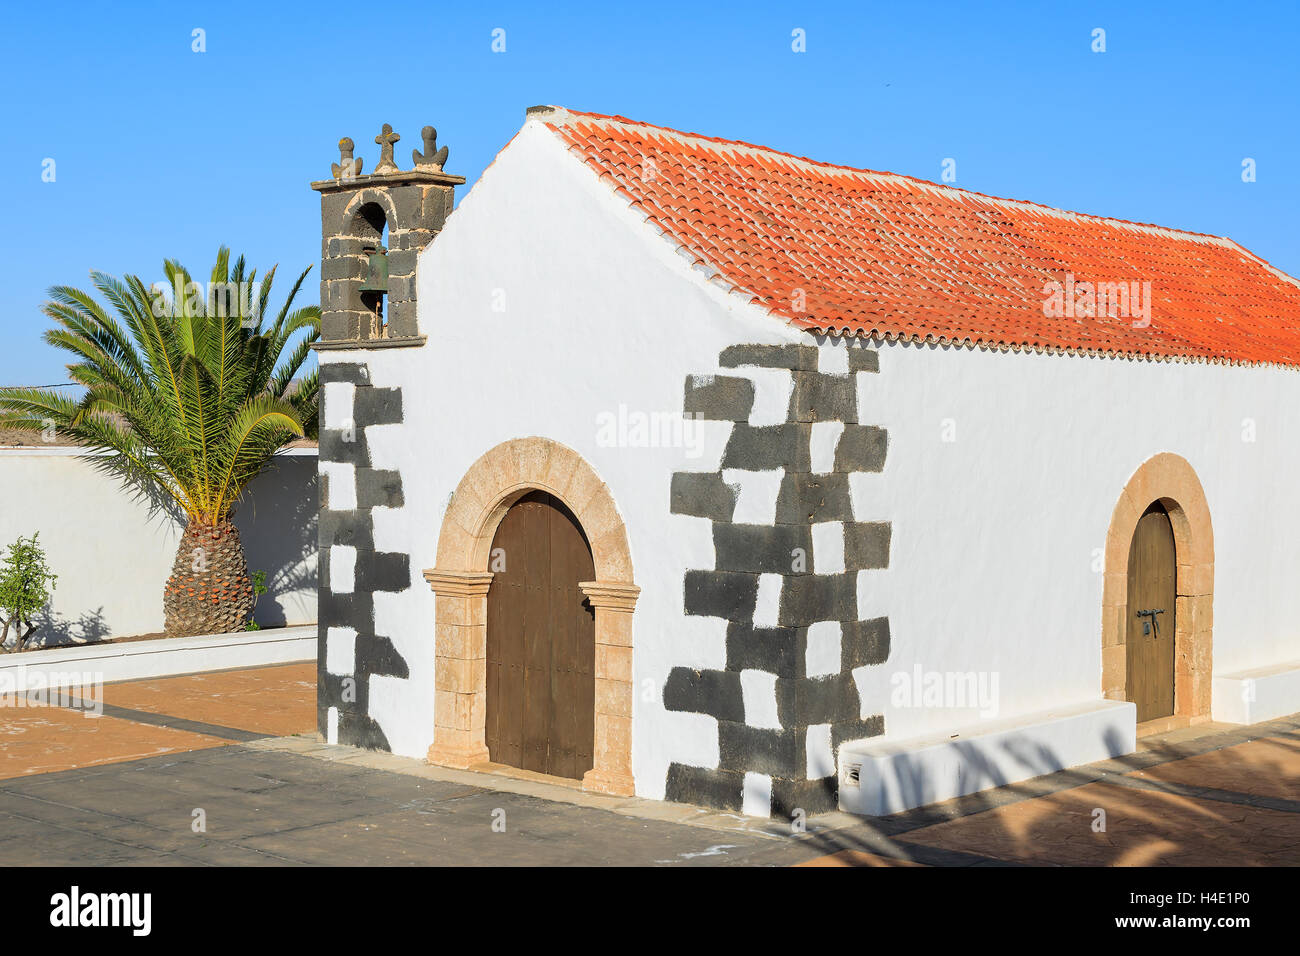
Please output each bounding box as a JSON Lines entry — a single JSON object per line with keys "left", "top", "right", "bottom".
{"left": 317, "top": 361, "right": 413, "bottom": 750}
{"left": 663, "top": 340, "right": 894, "bottom": 817}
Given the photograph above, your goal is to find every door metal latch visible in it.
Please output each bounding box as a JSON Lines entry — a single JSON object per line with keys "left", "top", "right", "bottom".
{"left": 1135, "top": 608, "right": 1165, "bottom": 637}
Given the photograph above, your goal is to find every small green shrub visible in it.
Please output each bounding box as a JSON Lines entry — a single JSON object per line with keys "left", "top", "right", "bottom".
{"left": 0, "top": 533, "right": 58, "bottom": 652}
{"left": 245, "top": 570, "right": 269, "bottom": 631}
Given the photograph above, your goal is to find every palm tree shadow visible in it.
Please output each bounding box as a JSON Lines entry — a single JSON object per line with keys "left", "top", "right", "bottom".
{"left": 232, "top": 453, "right": 318, "bottom": 626}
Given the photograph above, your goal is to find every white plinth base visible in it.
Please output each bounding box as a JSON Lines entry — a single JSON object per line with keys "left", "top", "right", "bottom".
{"left": 1212, "top": 661, "right": 1300, "bottom": 724}
{"left": 838, "top": 699, "right": 1137, "bottom": 816}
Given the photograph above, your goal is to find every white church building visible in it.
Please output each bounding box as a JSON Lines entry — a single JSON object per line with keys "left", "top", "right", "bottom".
{"left": 310, "top": 107, "right": 1300, "bottom": 817}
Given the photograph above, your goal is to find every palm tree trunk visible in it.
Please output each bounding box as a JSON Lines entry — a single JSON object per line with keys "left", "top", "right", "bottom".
{"left": 164, "top": 520, "right": 255, "bottom": 636}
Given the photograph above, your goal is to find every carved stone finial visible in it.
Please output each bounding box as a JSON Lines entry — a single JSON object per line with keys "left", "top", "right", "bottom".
{"left": 374, "top": 123, "right": 401, "bottom": 174}
{"left": 412, "top": 125, "right": 450, "bottom": 171}
{"left": 331, "top": 137, "right": 363, "bottom": 180}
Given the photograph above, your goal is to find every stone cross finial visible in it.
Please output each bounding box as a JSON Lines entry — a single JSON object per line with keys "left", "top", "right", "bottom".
{"left": 331, "top": 137, "right": 364, "bottom": 180}
{"left": 374, "top": 124, "right": 401, "bottom": 174}
{"left": 412, "top": 125, "right": 450, "bottom": 171}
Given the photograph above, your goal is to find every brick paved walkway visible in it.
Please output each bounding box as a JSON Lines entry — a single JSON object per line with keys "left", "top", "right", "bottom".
{"left": 0, "top": 662, "right": 1295, "bottom": 866}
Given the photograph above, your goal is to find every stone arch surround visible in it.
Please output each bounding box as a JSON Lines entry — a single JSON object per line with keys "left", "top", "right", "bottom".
{"left": 422, "top": 437, "right": 639, "bottom": 796}
{"left": 1102, "top": 452, "right": 1214, "bottom": 722}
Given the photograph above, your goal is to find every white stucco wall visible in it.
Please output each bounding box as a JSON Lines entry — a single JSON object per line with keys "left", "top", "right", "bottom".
{"left": 858, "top": 340, "right": 1300, "bottom": 741}
{"left": 330, "top": 115, "right": 1300, "bottom": 798}
{"left": 0, "top": 448, "right": 317, "bottom": 643}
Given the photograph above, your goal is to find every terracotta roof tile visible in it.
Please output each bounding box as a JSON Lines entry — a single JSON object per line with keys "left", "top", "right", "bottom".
{"left": 541, "top": 109, "right": 1300, "bottom": 367}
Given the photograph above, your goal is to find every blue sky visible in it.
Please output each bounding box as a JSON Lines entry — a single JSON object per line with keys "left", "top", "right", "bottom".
{"left": 3, "top": 0, "right": 1296, "bottom": 386}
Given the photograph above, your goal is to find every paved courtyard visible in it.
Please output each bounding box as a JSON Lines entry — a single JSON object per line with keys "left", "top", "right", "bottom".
{"left": 0, "top": 662, "right": 1296, "bottom": 866}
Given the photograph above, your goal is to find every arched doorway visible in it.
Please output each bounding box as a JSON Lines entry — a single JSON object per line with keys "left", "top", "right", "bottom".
{"left": 1101, "top": 453, "right": 1215, "bottom": 725}
{"left": 423, "top": 437, "right": 639, "bottom": 796}
{"left": 485, "top": 491, "right": 596, "bottom": 779}
{"left": 1125, "top": 502, "right": 1177, "bottom": 722}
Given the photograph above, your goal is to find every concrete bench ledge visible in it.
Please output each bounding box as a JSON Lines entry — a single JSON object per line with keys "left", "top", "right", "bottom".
{"left": 1212, "top": 660, "right": 1300, "bottom": 725}
{"left": 837, "top": 699, "right": 1137, "bottom": 816}
{"left": 0, "top": 624, "right": 317, "bottom": 689}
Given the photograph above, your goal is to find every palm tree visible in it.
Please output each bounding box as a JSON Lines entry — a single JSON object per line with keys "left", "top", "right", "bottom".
{"left": 0, "top": 247, "right": 319, "bottom": 636}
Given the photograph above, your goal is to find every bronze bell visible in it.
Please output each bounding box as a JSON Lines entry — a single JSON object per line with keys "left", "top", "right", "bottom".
{"left": 360, "top": 246, "right": 389, "bottom": 293}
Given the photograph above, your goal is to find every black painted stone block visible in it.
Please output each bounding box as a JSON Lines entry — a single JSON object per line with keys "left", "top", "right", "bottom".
{"left": 846, "top": 349, "right": 880, "bottom": 373}
{"left": 844, "top": 521, "right": 891, "bottom": 570}
{"left": 834, "top": 425, "right": 888, "bottom": 472}
{"left": 319, "top": 509, "right": 375, "bottom": 550}
{"left": 719, "top": 343, "right": 818, "bottom": 371}
{"left": 842, "top": 617, "right": 890, "bottom": 669}
{"left": 356, "top": 468, "right": 404, "bottom": 509}
{"left": 354, "top": 632, "right": 410, "bottom": 680}
{"left": 722, "top": 423, "right": 812, "bottom": 471}
{"left": 683, "top": 569, "right": 759, "bottom": 621}
{"left": 670, "top": 472, "right": 737, "bottom": 521}
{"left": 318, "top": 589, "right": 374, "bottom": 634}
{"left": 725, "top": 622, "right": 807, "bottom": 677}
{"left": 355, "top": 550, "right": 410, "bottom": 592}
{"left": 771, "top": 775, "right": 838, "bottom": 817}
{"left": 778, "top": 572, "right": 857, "bottom": 626}
{"left": 665, "top": 764, "right": 744, "bottom": 812}
{"left": 718, "top": 722, "right": 805, "bottom": 777}
{"left": 775, "top": 473, "right": 854, "bottom": 524}
{"left": 684, "top": 374, "right": 755, "bottom": 421}
{"left": 354, "top": 387, "right": 403, "bottom": 426}
{"left": 319, "top": 428, "right": 371, "bottom": 467}
{"left": 788, "top": 371, "right": 857, "bottom": 423}
{"left": 662, "top": 667, "right": 745, "bottom": 722}
{"left": 831, "top": 713, "right": 885, "bottom": 749}
{"left": 320, "top": 362, "right": 370, "bottom": 386}
{"left": 775, "top": 673, "right": 861, "bottom": 726}
{"left": 713, "top": 523, "right": 812, "bottom": 574}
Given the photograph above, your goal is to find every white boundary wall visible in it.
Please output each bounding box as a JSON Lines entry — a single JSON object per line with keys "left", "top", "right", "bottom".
{"left": 0, "top": 448, "right": 317, "bottom": 643}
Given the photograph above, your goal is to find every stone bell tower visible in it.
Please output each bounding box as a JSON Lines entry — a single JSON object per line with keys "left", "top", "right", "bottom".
{"left": 311, "top": 123, "right": 462, "bottom": 751}
{"left": 310, "top": 123, "right": 464, "bottom": 346}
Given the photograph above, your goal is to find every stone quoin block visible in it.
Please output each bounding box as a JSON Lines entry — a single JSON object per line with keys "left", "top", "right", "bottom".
{"left": 844, "top": 522, "right": 892, "bottom": 570}
{"left": 717, "top": 722, "right": 806, "bottom": 777}
{"left": 832, "top": 714, "right": 885, "bottom": 748}
{"left": 778, "top": 572, "right": 858, "bottom": 626}
{"left": 664, "top": 764, "right": 745, "bottom": 812}
{"left": 771, "top": 775, "right": 838, "bottom": 817}
{"left": 353, "top": 633, "right": 411, "bottom": 680}
{"left": 712, "top": 523, "right": 813, "bottom": 575}
{"left": 722, "top": 423, "right": 813, "bottom": 472}
{"left": 319, "top": 362, "right": 371, "bottom": 387}
{"left": 842, "top": 618, "right": 891, "bottom": 669}
{"left": 775, "top": 673, "right": 862, "bottom": 727}
{"left": 662, "top": 667, "right": 745, "bottom": 722}
{"left": 787, "top": 371, "right": 858, "bottom": 423}
{"left": 354, "top": 387, "right": 403, "bottom": 426}
{"left": 354, "top": 550, "right": 411, "bottom": 593}
{"left": 684, "top": 374, "right": 756, "bottom": 421}
{"left": 774, "top": 473, "right": 854, "bottom": 524}
{"left": 683, "top": 570, "right": 760, "bottom": 621}
{"left": 670, "top": 471, "right": 738, "bottom": 521}
{"left": 719, "top": 343, "right": 819, "bottom": 371}
{"left": 355, "top": 468, "right": 405, "bottom": 509}
{"left": 319, "top": 429, "right": 371, "bottom": 467}
{"left": 725, "top": 622, "right": 808, "bottom": 677}
{"left": 847, "top": 349, "right": 880, "bottom": 373}
{"left": 319, "top": 509, "right": 376, "bottom": 550}
{"left": 835, "top": 425, "right": 888, "bottom": 472}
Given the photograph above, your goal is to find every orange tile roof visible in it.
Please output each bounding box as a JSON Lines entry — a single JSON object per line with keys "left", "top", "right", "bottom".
{"left": 539, "top": 108, "right": 1300, "bottom": 368}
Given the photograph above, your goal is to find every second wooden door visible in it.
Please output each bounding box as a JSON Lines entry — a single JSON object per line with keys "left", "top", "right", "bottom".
{"left": 1126, "top": 502, "right": 1177, "bottom": 722}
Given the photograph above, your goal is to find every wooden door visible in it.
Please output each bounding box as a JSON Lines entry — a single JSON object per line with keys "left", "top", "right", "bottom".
{"left": 485, "top": 491, "right": 596, "bottom": 779}
{"left": 1126, "top": 503, "right": 1177, "bottom": 722}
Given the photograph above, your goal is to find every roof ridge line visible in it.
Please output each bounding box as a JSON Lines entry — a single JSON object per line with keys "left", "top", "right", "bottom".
{"left": 535, "top": 106, "right": 1256, "bottom": 252}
